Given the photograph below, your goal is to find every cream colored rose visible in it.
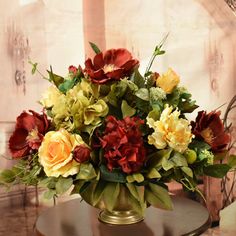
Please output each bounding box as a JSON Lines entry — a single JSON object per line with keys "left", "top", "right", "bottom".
{"left": 156, "top": 68, "right": 180, "bottom": 94}
{"left": 40, "top": 86, "right": 63, "bottom": 108}
{"left": 147, "top": 105, "right": 193, "bottom": 153}
{"left": 38, "top": 129, "right": 84, "bottom": 177}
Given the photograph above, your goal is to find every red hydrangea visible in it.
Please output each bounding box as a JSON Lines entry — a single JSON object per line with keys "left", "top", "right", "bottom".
{"left": 9, "top": 110, "right": 50, "bottom": 159}
{"left": 191, "top": 110, "right": 230, "bottom": 152}
{"left": 98, "top": 116, "right": 146, "bottom": 174}
{"left": 84, "top": 48, "right": 139, "bottom": 84}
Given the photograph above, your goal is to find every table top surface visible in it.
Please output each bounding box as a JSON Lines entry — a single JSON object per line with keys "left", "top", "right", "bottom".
{"left": 35, "top": 196, "right": 211, "bottom": 236}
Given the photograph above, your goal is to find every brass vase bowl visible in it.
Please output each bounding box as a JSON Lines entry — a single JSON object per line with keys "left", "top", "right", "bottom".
{"left": 80, "top": 183, "right": 144, "bottom": 225}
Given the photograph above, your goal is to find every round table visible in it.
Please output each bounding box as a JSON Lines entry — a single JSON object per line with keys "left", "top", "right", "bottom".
{"left": 35, "top": 196, "right": 211, "bottom": 236}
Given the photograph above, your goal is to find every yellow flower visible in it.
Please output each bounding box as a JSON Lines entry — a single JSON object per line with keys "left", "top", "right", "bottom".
{"left": 38, "top": 129, "right": 84, "bottom": 177}
{"left": 147, "top": 105, "right": 193, "bottom": 153}
{"left": 156, "top": 68, "right": 180, "bottom": 94}
{"left": 40, "top": 86, "right": 63, "bottom": 108}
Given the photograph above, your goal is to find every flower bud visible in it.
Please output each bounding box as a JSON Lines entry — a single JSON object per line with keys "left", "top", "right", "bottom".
{"left": 73, "top": 145, "right": 91, "bottom": 163}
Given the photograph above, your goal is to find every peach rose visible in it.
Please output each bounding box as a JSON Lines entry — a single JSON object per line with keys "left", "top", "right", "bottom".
{"left": 38, "top": 129, "right": 84, "bottom": 177}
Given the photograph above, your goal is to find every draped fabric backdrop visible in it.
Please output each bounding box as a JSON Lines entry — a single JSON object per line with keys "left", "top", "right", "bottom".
{"left": 0, "top": 0, "right": 235, "bottom": 219}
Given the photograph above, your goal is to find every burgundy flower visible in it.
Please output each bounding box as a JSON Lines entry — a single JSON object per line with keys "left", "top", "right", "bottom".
{"left": 191, "top": 110, "right": 230, "bottom": 152}
{"left": 84, "top": 48, "right": 139, "bottom": 84}
{"left": 98, "top": 116, "right": 146, "bottom": 174}
{"left": 73, "top": 145, "right": 91, "bottom": 163}
{"left": 9, "top": 110, "right": 50, "bottom": 159}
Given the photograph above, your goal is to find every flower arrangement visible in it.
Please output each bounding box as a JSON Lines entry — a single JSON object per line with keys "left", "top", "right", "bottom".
{"left": 0, "top": 42, "right": 233, "bottom": 221}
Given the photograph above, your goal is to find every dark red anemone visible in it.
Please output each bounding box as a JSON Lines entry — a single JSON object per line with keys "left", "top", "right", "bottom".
{"left": 191, "top": 110, "right": 230, "bottom": 152}
{"left": 84, "top": 48, "right": 139, "bottom": 84}
{"left": 9, "top": 110, "right": 50, "bottom": 159}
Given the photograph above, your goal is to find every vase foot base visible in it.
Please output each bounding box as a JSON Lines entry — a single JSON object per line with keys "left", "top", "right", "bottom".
{"left": 98, "top": 210, "right": 144, "bottom": 225}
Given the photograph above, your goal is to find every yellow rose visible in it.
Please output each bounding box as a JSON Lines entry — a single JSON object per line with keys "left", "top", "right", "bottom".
{"left": 147, "top": 105, "right": 193, "bottom": 153}
{"left": 40, "top": 86, "right": 63, "bottom": 108}
{"left": 156, "top": 68, "right": 180, "bottom": 94}
{"left": 38, "top": 129, "right": 84, "bottom": 177}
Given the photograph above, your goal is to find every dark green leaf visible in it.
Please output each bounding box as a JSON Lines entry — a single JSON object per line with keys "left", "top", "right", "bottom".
{"left": 89, "top": 42, "right": 101, "bottom": 54}
{"left": 133, "top": 69, "right": 145, "bottom": 88}
{"left": 189, "top": 140, "right": 211, "bottom": 154}
{"left": 100, "top": 165, "right": 126, "bottom": 183}
{"left": 92, "top": 180, "right": 107, "bottom": 206}
{"left": 203, "top": 164, "right": 231, "bottom": 178}
{"left": 47, "top": 68, "right": 64, "bottom": 87}
{"left": 71, "top": 181, "right": 86, "bottom": 194}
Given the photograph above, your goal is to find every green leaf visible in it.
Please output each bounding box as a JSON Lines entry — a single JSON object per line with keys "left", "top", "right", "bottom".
{"left": 147, "top": 149, "right": 172, "bottom": 169}
{"left": 0, "top": 169, "right": 16, "bottom": 183}
{"left": 43, "top": 189, "right": 56, "bottom": 200}
{"left": 100, "top": 165, "right": 126, "bottom": 183}
{"left": 162, "top": 158, "right": 175, "bottom": 171}
{"left": 127, "top": 192, "right": 145, "bottom": 216}
{"left": 146, "top": 168, "right": 161, "bottom": 179}
{"left": 89, "top": 42, "right": 101, "bottom": 54}
{"left": 103, "top": 183, "right": 120, "bottom": 212}
{"left": 148, "top": 108, "right": 160, "bottom": 121}
{"left": 228, "top": 155, "right": 236, "bottom": 168}
{"left": 135, "top": 88, "right": 149, "bottom": 101}
{"left": 145, "top": 183, "right": 173, "bottom": 210}
{"left": 76, "top": 163, "right": 97, "bottom": 180}
{"left": 133, "top": 69, "right": 145, "bottom": 88}
{"left": 203, "top": 164, "right": 231, "bottom": 178}
{"left": 58, "top": 78, "right": 76, "bottom": 93}
{"left": 171, "top": 152, "right": 188, "bottom": 167}
{"left": 71, "top": 181, "right": 86, "bottom": 194}
{"left": 55, "top": 177, "right": 73, "bottom": 194}
{"left": 146, "top": 75, "right": 156, "bottom": 89}
{"left": 92, "top": 180, "right": 107, "bottom": 206}
{"left": 189, "top": 140, "right": 211, "bottom": 154}
{"left": 126, "top": 184, "right": 144, "bottom": 202}
{"left": 31, "top": 62, "right": 38, "bottom": 75}
{"left": 181, "top": 167, "right": 193, "bottom": 178}
{"left": 47, "top": 68, "right": 64, "bottom": 87}
{"left": 121, "top": 100, "right": 136, "bottom": 118}
{"left": 132, "top": 173, "right": 144, "bottom": 183}
{"left": 39, "top": 177, "right": 57, "bottom": 189}
{"left": 126, "top": 175, "right": 135, "bottom": 183}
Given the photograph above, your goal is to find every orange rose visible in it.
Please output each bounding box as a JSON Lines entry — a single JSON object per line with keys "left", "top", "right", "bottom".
{"left": 38, "top": 129, "right": 85, "bottom": 177}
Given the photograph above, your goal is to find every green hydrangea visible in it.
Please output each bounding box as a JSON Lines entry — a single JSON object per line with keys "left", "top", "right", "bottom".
{"left": 149, "top": 87, "right": 166, "bottom": 101}
{"left": 51, "top": 80, "right": 108, "bottom": 132}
